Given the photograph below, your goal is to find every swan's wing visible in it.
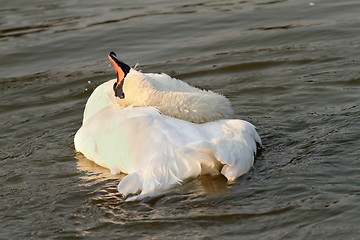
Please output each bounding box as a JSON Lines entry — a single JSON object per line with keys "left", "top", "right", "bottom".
{"left": 75, "top": 105, "right": 161, "bottom": 174}
{"left": 125, "top": 115, "right": 206, "bottom": 196}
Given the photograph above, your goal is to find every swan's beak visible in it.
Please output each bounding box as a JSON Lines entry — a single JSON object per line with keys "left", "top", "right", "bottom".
{"left": 108, "top": 52, "right": 131, "bottom": 99}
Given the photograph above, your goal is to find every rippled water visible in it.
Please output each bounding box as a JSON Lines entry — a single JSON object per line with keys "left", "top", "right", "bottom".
{"left": 1, "top": 0, "right": 359, "bottom": 239}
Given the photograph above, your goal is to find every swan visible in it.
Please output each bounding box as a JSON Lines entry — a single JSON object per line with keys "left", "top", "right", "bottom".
{"left": 74, "top": 52, "right": 261, "bottom": 201}
{"left": 92, "top": 52, "right": 234, "bottom": 124}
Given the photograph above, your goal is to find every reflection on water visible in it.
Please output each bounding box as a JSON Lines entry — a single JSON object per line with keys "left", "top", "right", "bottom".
{"left": 1, "top": 0, "right": 359, "bottom": 239}
{"left": 76, "top": 152, "right": 231, "bottom": 202}
{"left": 76, "top": 152, "right": 124, "bottom": 184}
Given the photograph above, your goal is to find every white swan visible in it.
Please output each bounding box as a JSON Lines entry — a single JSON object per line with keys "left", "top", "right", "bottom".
{"left": 74, "top": 53, "right": 261, "bottom": 201}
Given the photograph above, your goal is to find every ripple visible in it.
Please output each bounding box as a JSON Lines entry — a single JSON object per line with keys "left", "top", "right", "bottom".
{"left": 1, "top": 0, "right": 360, "bottom": 238}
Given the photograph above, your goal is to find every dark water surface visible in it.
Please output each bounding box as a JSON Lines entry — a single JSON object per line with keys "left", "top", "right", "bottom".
{"left": 1, "top": 0, "right": 359, "bottom": 239}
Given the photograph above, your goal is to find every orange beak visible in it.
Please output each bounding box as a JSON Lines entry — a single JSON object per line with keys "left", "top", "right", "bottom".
{"left": 108, "top": 52, "right": 131, "bottom": 99}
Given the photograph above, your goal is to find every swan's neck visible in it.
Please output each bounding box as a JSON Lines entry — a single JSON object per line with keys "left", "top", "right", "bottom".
{"left": 116, "top": 69, "right": 233, "bottom": 123}
{"left": 122, "top": 69, "right": 167, "bottom": 107}
{"left": 122, "top": 69, "right": 157, "bottom": 107}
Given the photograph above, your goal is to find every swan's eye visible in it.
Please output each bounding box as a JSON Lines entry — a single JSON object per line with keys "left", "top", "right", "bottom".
{"left": 113, "top": 82, "right": 117, "bottom": 91}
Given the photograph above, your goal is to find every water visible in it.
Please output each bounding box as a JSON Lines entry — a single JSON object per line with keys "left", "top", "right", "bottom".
{"left": 1, "top": 0, "right": 359, "bottom": 239}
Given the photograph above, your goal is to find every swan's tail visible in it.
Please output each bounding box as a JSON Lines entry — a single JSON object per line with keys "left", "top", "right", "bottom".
{"left": 190, "top": 119, "right": 261, "bottom": 181}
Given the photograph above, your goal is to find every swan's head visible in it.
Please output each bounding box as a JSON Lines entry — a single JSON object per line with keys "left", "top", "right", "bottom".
{"left": 108, "top": 52, "right": 131, "bottom": 99}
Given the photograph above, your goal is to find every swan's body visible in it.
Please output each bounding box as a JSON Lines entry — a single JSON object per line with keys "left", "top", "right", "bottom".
{"left": 104, "top": 68, "right": 234, "bottom": 123}
{"left": 75, "top": 79, "right": 261, "bottom": 201}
